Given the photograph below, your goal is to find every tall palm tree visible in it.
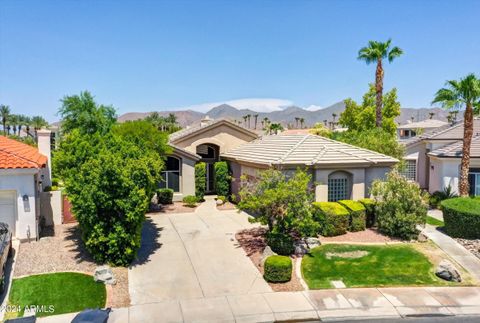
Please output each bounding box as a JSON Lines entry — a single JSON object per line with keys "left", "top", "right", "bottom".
{"left": 24, "top": 116, "right": 32, "bottom": 137}
{"left": 31, "top": 116, "right": 49, "bottom": 139}
{"left": 0, "top": 105, "right": 10, "bottom": 135}
{"left": 246, "top": 114, "right": 251, "bottom": 128}
{"left": 253, "top": 114, "right": 259, "bottom": 129}
{"left": 432, "top": 73, "right": 480, "bottom": 196}
{"left": 9, "top": 114, "right": 18, "bottom": 136}
{"left": 295, "top": 117, "right": 300, "bottom": 128}
{"left": 429, "top": 112, "right": 435, "bottom": 119}
{"left": 299, "top": 118, "right": 305, "bottom": 129}
{"left": 358, "top": 39, "right": 403, "bottom": 127}
{"left": 332, "top": 113, "right": 337, "bottom": 123}
{"left": 242, "top": 115, "right": 248, "bottom": 127}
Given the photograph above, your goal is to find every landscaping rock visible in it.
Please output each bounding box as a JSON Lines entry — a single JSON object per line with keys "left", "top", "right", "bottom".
{"left": 294, "top": 241, "right": 308, "bottom": 256}
{"left": 259, "top": 246, "right": 277, "bottom": 266}
{"left": 94, "top": 265, "right": 117, "bottom": 285}
{"left": 216, "top": 199, "right": 224, "bottom": 206}
{"left": 306, "top": 237, "right": 321, "bottom": 248}
{"left": 435, "top": 260, "right": 462, "bottom": 282}
{"left": 418, "top": 232, "right": 429, "bottom": 243}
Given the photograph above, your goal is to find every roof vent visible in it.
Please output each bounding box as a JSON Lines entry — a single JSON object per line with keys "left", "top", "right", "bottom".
{"left": 200, "top": 115, "right": 213, "bottom": 127}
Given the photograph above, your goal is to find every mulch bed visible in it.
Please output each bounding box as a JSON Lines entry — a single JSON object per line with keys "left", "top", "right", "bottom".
{"left": 149, "top": 202, "right": 197, "bottom": 214}
{"left": 320, "top": 228, "right": 402, "bottom": 244}
{"left": 455, "top": 238, "right": 480, "bottom": 260}
{"left": 235, "top": 228, "right": 304, "bottom": 292}
{"left": 14, "top": 224, "right": 130, "bottom": 308}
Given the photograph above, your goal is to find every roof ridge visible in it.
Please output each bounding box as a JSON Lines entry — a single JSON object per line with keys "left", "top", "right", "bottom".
{"left": 0, "top": 136, "right": 46, "bottom": 168}
{"left": 276, "top": 134, "right": 311, "bottom": 163}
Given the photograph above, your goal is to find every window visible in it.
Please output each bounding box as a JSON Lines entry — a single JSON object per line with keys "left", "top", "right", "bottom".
{"left": 469, "top": 168, "right": 480, "bottom": 196}
{"left": 159, "top": 156, "right": 180, "bottom": 192}
{"left": 328, "top": 171, "right": 352, "bottom": 202}
{"left": 196, "top": 144, "right": 216, "bottom": 159}
{"left": 400, "top": 159, "right": 417, "bottom": 181}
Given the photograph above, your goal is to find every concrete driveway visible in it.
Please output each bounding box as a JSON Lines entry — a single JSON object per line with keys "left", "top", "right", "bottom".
{"left": 128, "top": 197, "right": 271, "bottom": 305}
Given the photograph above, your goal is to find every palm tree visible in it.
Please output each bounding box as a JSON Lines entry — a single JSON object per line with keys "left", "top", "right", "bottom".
{"left": 253, "top": 114, "right": 259, "bottom": 129}
{"left": 24, "top": 116, "right": 32, "bottom": 137}
{"left": 299, "top": 118, "right": 305, "bottom": 129}
{"left": 295, "top": 117, "right": 300, "bottom": 128}
{"left": 429, "top": 112, "right": 435, "bottom": 119}
{"left": 242, "top": 115, "right": 248, "bottom": 127}
{"left": 246, "top": 114, "right": 251, "bottom": 128}
{"left": 31, "top": 116, "right": 48, "bottom": 138}
{"left": 0, "top": 105, "right": 10, "bottom": 135}
{"left": 358, "top": 39, "right": 403, "bottom": 127}
{"left": 267, "top": 123, "right": 284, "bottom": 135}
{"left": 332, "top": 113, "right": 337, "bottom": 123}
{"left": 9, "top": 114, "right": 18, "bottom": 136}
{"left": 432, "top": 73, "right": 480, "bottom": 196}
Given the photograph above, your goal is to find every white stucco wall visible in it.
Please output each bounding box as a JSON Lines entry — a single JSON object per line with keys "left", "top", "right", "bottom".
{"left": 0, "top": 169, "right": 38, "bottom": 240}
{"left": 40, "top": 190, "right": 62, "bottom": 226}
{"left": 406, "top": 142, "right": 428, "bottom": 188}
{"left": 429, "top": 157, "right": 460, "bottom": 194}
{"left": 365, "top": 166, "right": 392, "bottom": 197}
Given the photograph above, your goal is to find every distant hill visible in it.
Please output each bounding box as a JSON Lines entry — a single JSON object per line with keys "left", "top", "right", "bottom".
{"left": 117, "top": 101, "right": 449, "bottom": 128}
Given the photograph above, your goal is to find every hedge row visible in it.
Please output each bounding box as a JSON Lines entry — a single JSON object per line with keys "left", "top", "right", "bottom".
{"left": 312, "top": 199, "right": 376, "bottom": 237}
{"left": 441, "top": 197, "right": 480, "bottom": 239}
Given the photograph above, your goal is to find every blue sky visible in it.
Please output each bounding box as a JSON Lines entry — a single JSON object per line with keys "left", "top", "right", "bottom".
{"left": 1, "top": 0, "right": 479, "bottom": 122}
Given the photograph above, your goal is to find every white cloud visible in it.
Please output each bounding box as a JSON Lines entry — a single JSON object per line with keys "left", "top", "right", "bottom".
{"left": 305, "top": 104, "right": 324, "bottom": 111}
{"left": 170, "top": 98, "right": 294, "bottom": 113}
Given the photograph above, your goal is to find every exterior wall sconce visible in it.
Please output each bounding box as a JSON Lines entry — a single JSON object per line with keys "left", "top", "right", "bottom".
{"left": 23, "top": 194, "right": 31, "bottom": 212}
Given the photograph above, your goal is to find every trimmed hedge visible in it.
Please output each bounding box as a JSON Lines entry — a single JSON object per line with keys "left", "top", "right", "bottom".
{"left": 195, "top": 162, "right": 206, "bottom": 201}
{"left": 214, "top": 161, "right": 230, "bottom": 197}
{"left": 266, "top": 232, "right": 294, "bottom": 255}
{"left": 264, "top": 255, "right": 292, "bottom": 283}
{"left": 312, "top": 202, "right": 349, "bottom": 237}
{"left": 157, "top": 188, "right": 174, "bottom": 204}
{"left": 441, "top": 197, "right": 480, "bottom": 239}
{"left": 359, "top": 198, "right": 376, "bottom": 227}
{"left": 338, "top": 200, "right": 366, "bottom": 232}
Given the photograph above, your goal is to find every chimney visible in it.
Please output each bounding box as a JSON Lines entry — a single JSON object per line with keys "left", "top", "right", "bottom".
{"left": 200, "top": 115, "right": 213, "bottom": 127}
{"left": 36, "top": 129, "right": 52, "bottom": 186}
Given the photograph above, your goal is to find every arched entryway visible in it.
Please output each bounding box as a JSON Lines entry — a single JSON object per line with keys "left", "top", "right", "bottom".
{"left": 328, "top": 171, "right": 353, "bottom": 201}
{"left": 196, "top": 143, "right": 220, "bottom": 193}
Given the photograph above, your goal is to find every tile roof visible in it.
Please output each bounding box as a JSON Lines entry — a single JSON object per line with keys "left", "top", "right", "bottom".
{"left": 398, "top": 119, "right": 448, "bottom": 130}
{"left": 169, "top": 118, "right": 258, "bottom": 143}
{"left": 0, "top": 136, "right": 47, "bottom": 169}
{"left": 221, "top": 134, "right": 398, "bottom": 167}
{"left": 429, "top": 136, "right": 480, "bottom": 158}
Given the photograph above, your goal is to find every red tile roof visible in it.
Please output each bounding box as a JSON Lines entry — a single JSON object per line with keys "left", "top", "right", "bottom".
{"left": 0, "top": 136, "right": 47, "bottom": 169}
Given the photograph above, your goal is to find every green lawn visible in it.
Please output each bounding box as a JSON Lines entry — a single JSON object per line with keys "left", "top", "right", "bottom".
{"left": 302, "top": 244, "right": 452, "bottom": 289}
{"left": 8, "top": 272, "right": 106, "bottom": 318}
{"left": 426, "top": 216, "right": 444, "bottom": 227}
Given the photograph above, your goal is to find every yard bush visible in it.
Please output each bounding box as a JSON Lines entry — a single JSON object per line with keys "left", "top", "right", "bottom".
{"left": 371, "top": 171, "right": 428, "bottom": 240}
{"left": 195, "top": 162, "right": 206, "bottom": 201}
{"left": 182, "top": 195, "right": 198, "bottom": 208}
{"left": 312, "top": 202, "right": 349, "bottom": 237}
{"left": 266, "top": 232, "right": 294, "bottom": 255}
{"left": 157, "top": 188, "right": 174, "bottom": 204}
{"left": 359, "top": 198, "right": 376, "bottom": 227}
{"left": 214, "top": 161, "right": 230, "bottom": 197}
{"left": 441, "top": 197, "right": 480, "bottom": 239}
{"left": 429, "top": 186, "right": 458, "bottom": 209}
{"left": 338, "top": 200, "right": 366, "bottom": 232}
{"left": 263, "top": 255, "right": 292, "bottom": 283}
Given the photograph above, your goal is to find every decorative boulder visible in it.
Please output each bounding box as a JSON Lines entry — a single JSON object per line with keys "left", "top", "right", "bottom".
{"left": 216, "top": 199, "right": 224, "bottom": 206}
{"left": 417, "top": 232, "right": 428, "bottom": 243}
{"left": 306, "top": 237, "right": 321, "bottom": 249}
{"left": 294, "top": 241, "right": 308, "bottom": 256}
{"left": 259, "top": 246, "right": 277, "bottom": 266}
{"left": 435, "top": 260, "right": 462, "bottom": 282}
{"left": 94, "top": 265, "right": 116, "bottom": 285}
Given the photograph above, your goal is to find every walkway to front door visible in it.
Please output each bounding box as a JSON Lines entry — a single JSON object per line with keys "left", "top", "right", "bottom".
{"left": 128, "top": 196, "right": 271, "bottom": 305}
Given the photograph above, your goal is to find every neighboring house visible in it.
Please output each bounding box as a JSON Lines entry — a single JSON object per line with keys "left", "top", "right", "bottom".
{"left": 165, "top": 117, "right": 259, "bottom": 201}
{"left": 397, "top": 119, "right": 448, "bottom": 140}
{"left": 403, "top": 118, "right": 480, "bottom": 196}
{"left": 0, "top": 130, "right": 51, "bottom": 240}
{"left": 222, "top": 134, "right": 398, "bottom": 202}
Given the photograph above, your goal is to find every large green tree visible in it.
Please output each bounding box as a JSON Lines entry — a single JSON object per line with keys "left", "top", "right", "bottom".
{"left": 339, "top": 84, "right": 401, "bottom": 135}
{"left": 58, "top": 91, "right": 116, "bottom": 135}
{"left": 432, "top": 74, "right": 480, "bottom": 196}
{"left": 358, "top": 39, "right": 403, "bottom": 127}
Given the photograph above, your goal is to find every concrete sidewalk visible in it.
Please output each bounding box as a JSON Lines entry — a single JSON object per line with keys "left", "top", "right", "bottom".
{"left": 424, "top": 224, "right": 480, "bottom": 281}
{"left": 37, "top": 287, "right": 480, "bottom": 322}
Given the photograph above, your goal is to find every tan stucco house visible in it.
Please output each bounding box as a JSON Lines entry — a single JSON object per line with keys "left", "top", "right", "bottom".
{"left": 403, "top": 118, "right": 480, "bottom": 196}
{"left": 163, "top": 117, "right": 397, "bottom": 202}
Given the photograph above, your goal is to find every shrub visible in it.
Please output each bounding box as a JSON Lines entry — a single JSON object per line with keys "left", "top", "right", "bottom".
{"left": 441, "top": 197, "right": 480, "bottom": 239}
{"left": 312, "top": 202, "right": 349, "bottom": 237}
{"left": 266, "top": 232, "right": 295, "bottom": 255}
{"left": 263, "top": 255, "right": 292, "bottom": 283}
{"left": 371, "top": 171, "right": 428, "bottom": 240}
{"left": 214, "top": 161, "right": 230, "bottom": 197}
{"left": 359, "top": 198, "right": 376, "bottom": 227}
{"left": 195, "top": 162, "right": 206, "bottom": 201}
{"left": 43, "top": 186, "right": 59, "bottom": 192}
{"left": 157, "top": 188, "right": 174, "bottom": 204}
{"left": 182, "top": 195, "right": 198, "bottom": 208}
{"left": 217, "top": 195, "right": 227, "bottom": 203}
{"left": 429, "top": 186, "right": 458, "bottom": 209}
{"left": 338, "top": 200, "right": 366, "bottom": 232}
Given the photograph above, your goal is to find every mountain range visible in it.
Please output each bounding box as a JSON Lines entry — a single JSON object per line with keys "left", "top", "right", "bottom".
{"left": 117, "top": 101, "right": 450, "bottom": 127}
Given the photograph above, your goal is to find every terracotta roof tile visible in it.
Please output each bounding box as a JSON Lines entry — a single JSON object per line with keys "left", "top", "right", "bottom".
{"left": 0, "top": 136, "right": 47, "bottom": 169}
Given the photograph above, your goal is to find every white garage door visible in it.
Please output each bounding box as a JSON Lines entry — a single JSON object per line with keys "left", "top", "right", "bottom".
{"left": 0, "top": 191, "right": 16, "bottom": 236}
